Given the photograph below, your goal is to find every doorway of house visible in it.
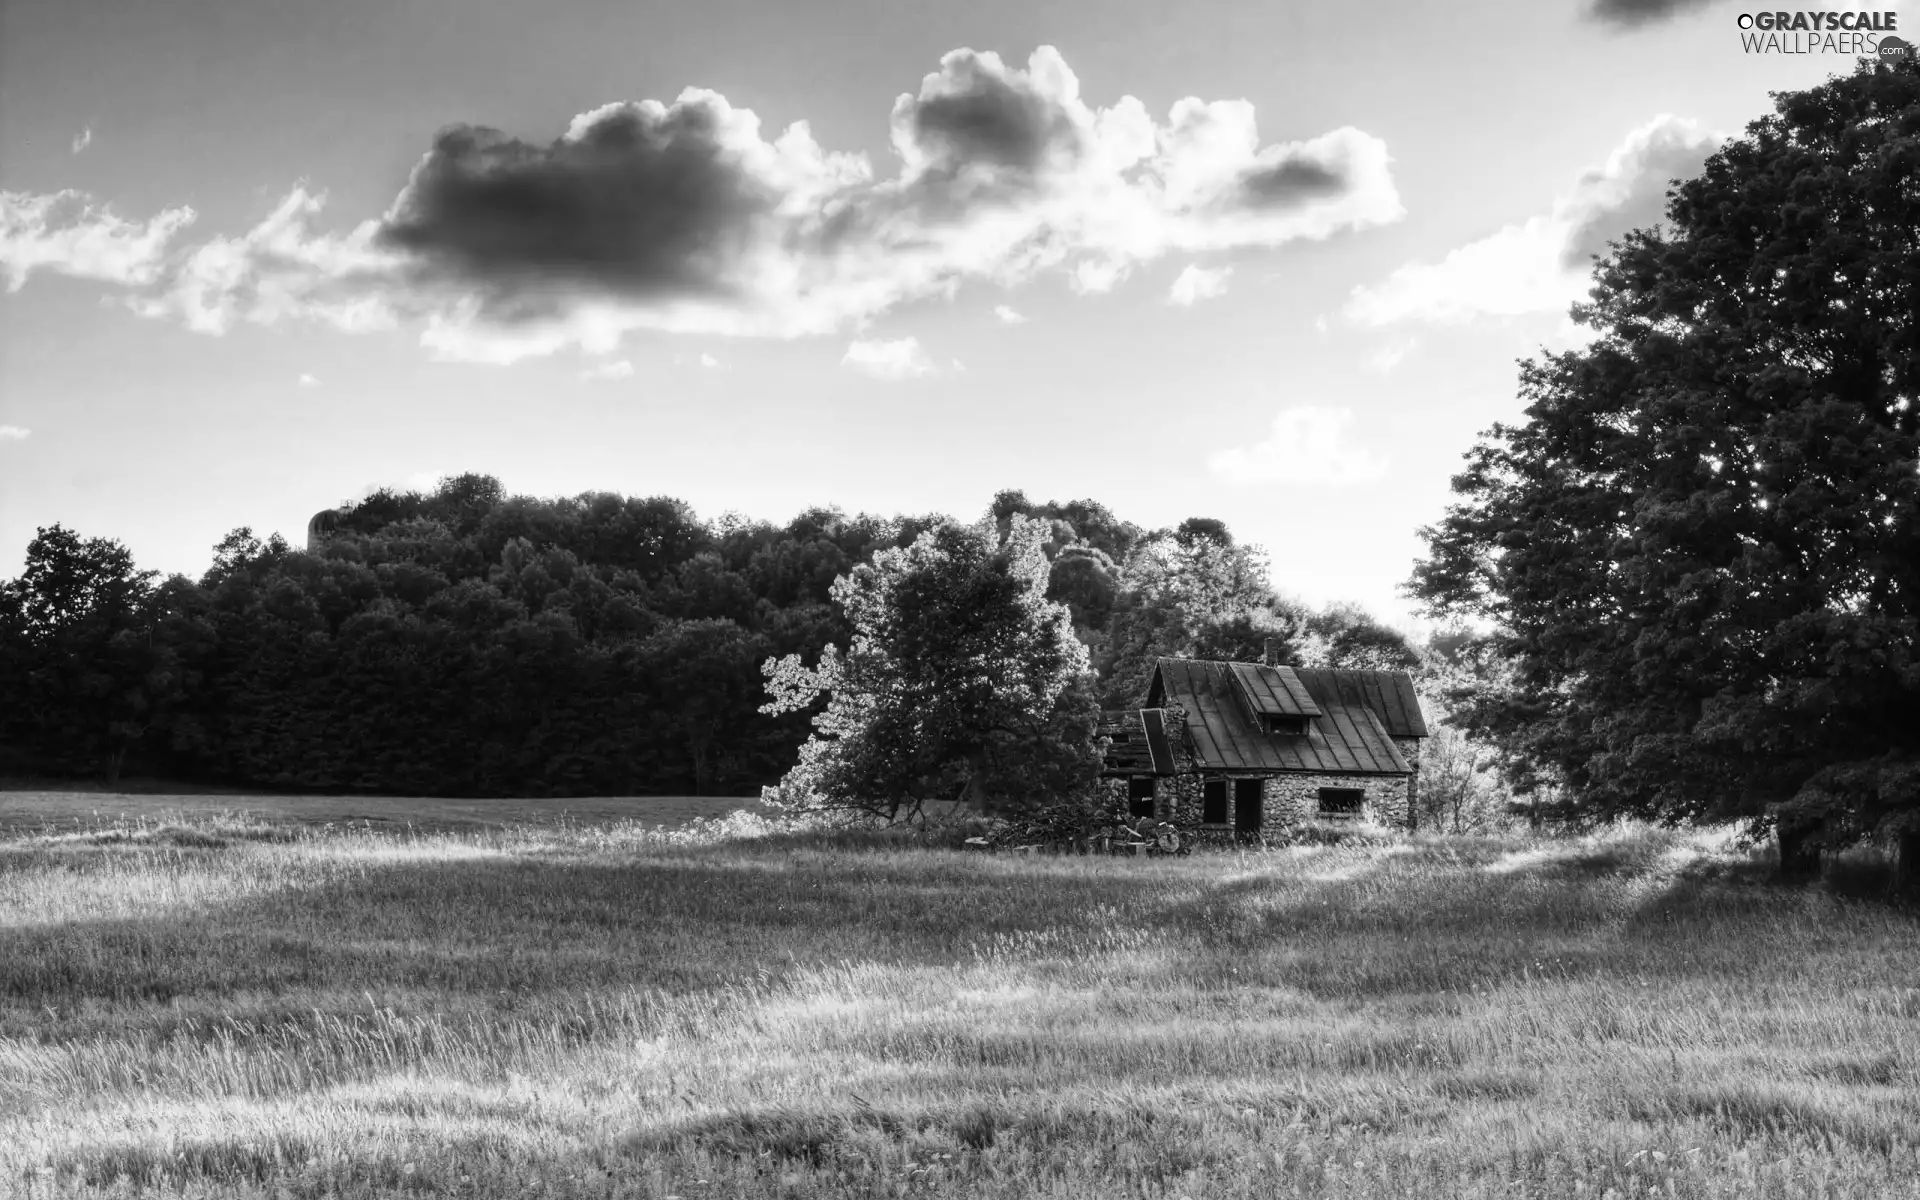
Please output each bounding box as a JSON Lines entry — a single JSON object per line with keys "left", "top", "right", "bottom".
{"left": 1127, "top": 776, "right": 1156, "bottom": 819}
{"left": 1202, "top": 779, "right": 1228, "bottom": 824}
{"left": 1233, "top": 779, "right": 1263, "bottom": 834}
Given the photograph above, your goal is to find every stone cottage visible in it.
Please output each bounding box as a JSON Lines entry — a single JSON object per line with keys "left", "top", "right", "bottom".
{"left": 1097, "top": 644, "right": 1428, "bottom": 837}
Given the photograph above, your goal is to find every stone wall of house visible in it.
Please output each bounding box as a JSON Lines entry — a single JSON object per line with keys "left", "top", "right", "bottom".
{"left": 1264, "top": 772, "right": 1411, "bottom": 830}
{"left": 1104, "top": 770, "right": 1412, "bottom": 834}
{"left": 1391, "top": 737, "right": 1423, "bottom": 828}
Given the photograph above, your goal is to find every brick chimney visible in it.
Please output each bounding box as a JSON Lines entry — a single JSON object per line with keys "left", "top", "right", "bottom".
{"left": 1262, "top": 637, "right": 1280, "bottom": 667}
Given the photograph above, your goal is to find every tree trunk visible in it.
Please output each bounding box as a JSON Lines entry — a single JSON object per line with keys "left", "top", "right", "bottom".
{"left": 1894, "top": 829, "right": 1920, "bottom": 896}
{"left": 688, "top": 734, "right": 711, "bottom": 797}
{"left": 1777, "top": 825, "right": 1821, "bottom": 883}
{"left": 964, "top": 756, "right": 994, "bottom": 815}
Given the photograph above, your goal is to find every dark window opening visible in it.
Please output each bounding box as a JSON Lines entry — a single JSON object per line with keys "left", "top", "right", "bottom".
{"left": 1234, "top": 779, "right": 1263, "bottom": 832}
{"left": 1202, "top": 779, "right": 1228, "bottom": 824}
{"left": 1128, "top": 776, "right": 1156, "bottom": 819}
{"left": 1318, "top": 787, "right": 1365, "bottom": 819}
{"left": 1263, "top": 715, "right": 1307, "bottom": 736}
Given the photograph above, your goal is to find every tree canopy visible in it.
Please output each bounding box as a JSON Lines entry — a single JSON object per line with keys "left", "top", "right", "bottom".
{"left": 761, "top": 515, "right": 1102, "bottom": 817}
{"left": 1411, "top": 58, "right": 1920, "bottom": 845}
{"left": 4, "top": 477, "right": 1416, "bottom": 801}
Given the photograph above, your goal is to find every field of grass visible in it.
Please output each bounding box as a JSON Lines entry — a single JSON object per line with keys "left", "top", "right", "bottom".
{"left": 0, "top": 788, "right": 771, "bottom": 837}
{"left": 3, "top": 800, "right": 1918, "bottom": 1198}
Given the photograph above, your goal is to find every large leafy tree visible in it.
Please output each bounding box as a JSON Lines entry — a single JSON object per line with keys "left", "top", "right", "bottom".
{"left": 0, "top": 525, "right": 179, "bottom": 781}
{"left": 1411, "top": 59, "right": 1920, "bottom": 874}
{"left": 1098, "top": 528, "right": 1278, "bottom": 706}
{"left": 761, "top": 515, "right": 1102, "bottom": 818}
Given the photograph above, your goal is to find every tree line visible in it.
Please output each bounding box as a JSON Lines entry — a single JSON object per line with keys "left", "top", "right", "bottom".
{"left": 0, "top": 481, "right": 1421, "bottom": 799}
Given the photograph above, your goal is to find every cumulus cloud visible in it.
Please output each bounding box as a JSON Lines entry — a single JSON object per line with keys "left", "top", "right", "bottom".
{"left": 0, "top": 46, "right": 1401, "bottom": 364}
{"left": 1586, "top": 0, "right": 1717, "bottom": 27}
{"left": 298, "top": 373, "right": 321, "bottom": 387}
{"left": 1168, "top": 262, "right": 1231, "bottom": 306}
{"left": 577, "top": 358, "right": 636, "bottom": 381}
{"left": 71, "top": 127, "right": 93, "bottom": 155}
{"left": 993, "top": 303, "right": 1027, "bottom": 323}
{"left": 1, "top": 190, "right": 196, "bottom": 291}
{"left": 125, "top": 186, "right": 400, "bottom": 335}
{"left": 1346, "top": 115, "right": 1722, "bottom": 328}
{"left": 843, "top": 336, "right": 935, "bottom": 380}
{"left": 0, "top": 425, "right": 30, "bottom": 440}
{"left": 1209, "top": 406, "right": 1387, "bottom": 485}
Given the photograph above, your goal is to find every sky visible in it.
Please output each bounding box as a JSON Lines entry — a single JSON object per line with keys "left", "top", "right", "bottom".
{"left": 0, "top": 0, "right": 1910, "bottom": 629}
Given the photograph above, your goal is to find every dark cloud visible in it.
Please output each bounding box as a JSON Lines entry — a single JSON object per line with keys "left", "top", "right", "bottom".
{"left": 377, "top": 100, "right": 772, "bottom": 302}
{"left": 1586, "top": 0, "right": 1719, "bottom": 28}
{"left": 12, "top": 45, "right": 1403, "bottom": 359}
{"left": 910, "top": 73, "right": 1056, "bottom": 171}
{"left": 1236, "top": 158, "right": 1348, "bottom": 208}
{"left": 895, "top": 50, "right": 1083, "bottom": 180}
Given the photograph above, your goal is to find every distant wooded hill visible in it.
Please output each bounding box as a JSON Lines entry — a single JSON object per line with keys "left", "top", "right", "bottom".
{"left": 0, "top": 476, "right": 1414, "bottom": 797}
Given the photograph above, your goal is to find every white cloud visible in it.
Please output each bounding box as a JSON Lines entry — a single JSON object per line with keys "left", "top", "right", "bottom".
{"left": 842, "top": 336, "right": 935, "bottom": 381}
{"left": 0, "top": 190, "right": 196, "bottom": 291}
{"left": 71, "top": 127, "right": 92, "bottom": 155}
{"left": 0, "top": 425, "right": 30, "bottom": 440}
{"left": 577, "top": 359, "right": 636, "bottom": 382}
{"left": 0, "top": 46, "right": 1403, "bottom": 364}
{"left": 993, "top": 304, "right": 1028, "bottom": 324}
{"left": 298, "top": 373, "right": 321, "bottom": 387}
{"left": 126, "top": 186, "right": 400, "bottom": 336}
{"left": 1362, "top": 334, "right": 1419, "bottom": 374}
{"left": 1069, "top": 258, "right": 1131, "bottom": 295}
{"left": 1168, "top": 262, "right": 1232, "bottom": 306}
{"left": 1346, "top": 115, "right": 1723, "bottom": 327}
{"left": 1209, "top": 405, "right": 1388, "bottom": 485}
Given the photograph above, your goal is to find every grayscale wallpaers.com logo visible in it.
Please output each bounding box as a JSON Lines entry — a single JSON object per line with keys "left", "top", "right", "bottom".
{"left": 1735, "top": 10, "right": 1912, "bottom": 54}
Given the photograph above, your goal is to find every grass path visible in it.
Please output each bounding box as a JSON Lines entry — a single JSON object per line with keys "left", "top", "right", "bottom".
{"left": 2, "top": 812, "right": 1917, "bottom": 1197}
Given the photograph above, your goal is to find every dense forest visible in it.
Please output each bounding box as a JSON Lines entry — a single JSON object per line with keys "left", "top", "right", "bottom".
{"left": 0, "top": 477, "right": 1419, "bottom": 798}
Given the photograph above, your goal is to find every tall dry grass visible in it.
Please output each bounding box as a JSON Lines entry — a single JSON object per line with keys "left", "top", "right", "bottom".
{"left": 2, "top": 807, "right": 1917, "bottom": 1198}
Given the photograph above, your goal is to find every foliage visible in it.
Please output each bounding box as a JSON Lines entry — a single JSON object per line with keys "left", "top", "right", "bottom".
{"left": 1411, "top": 60, "right": 1920, "bottom": 844}
{"left": 1098, "top": 530, "right": 1278, "bottom": 705}
{"left": 1099, "top": 527, "right": 1418, "bottom": 706}
{"left": 1408, "top": 633, "right": 1524, "bottom": 833}
{"left": 6, "top": 478, "right": 1417, "bottom": 800}
{"left": 762, "top": 516, "right": 1103, "bottom": 818}
{"left": 0, "top": 526, "right": 177, "bottom": 782}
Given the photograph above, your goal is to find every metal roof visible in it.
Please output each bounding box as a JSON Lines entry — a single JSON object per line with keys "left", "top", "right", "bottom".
{"left": 1225, "top": 661, "right": 1323, "bottom": 719}
{"left": 1144, "top": 658, "right": 1415, "bottom": 776}
{"left": 1289, "top": 668, "right": 1430, "bottom": 738}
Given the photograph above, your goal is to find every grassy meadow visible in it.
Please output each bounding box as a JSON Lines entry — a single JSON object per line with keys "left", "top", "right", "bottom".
{"left": 0, "top": 789, "right": 772, "bottom": 837}
{"left": 2, "top": 799, "right": 1918, "bottom": 1199}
